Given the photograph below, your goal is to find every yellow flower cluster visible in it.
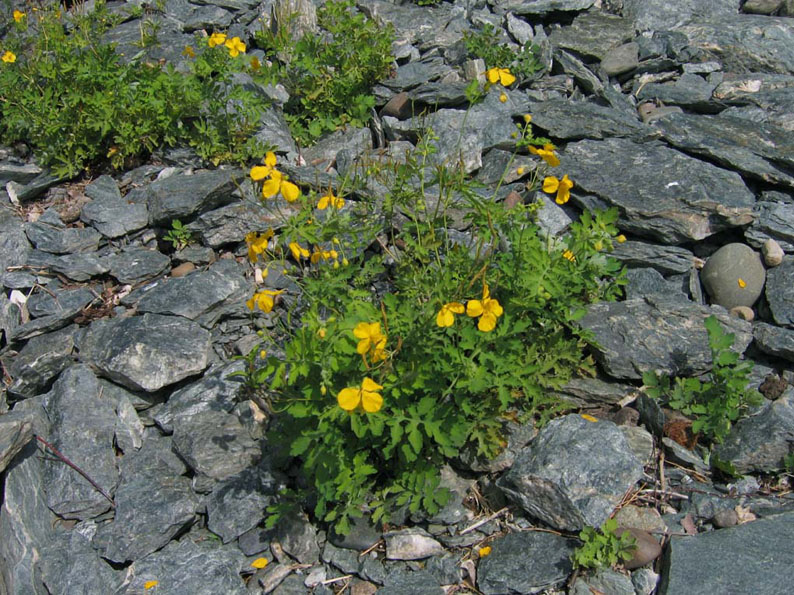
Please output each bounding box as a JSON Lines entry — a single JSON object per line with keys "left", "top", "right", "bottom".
{"left": 317, "top": 189, "right": 344, "bottom": 210}
{"left": 437, "top": 283, "right": 504, "bottom": 332}
{"left": 529, "top": 144, "right": 560, "bottom": 168}
{"left": 207, "top": 32, "right": 246, "bottom": 57}
{"left": 13, "top": 9, "right": 25, "bottom": 23}
{"left": 2, "top": 51, "right": 16, "bottom": 64}
{"left": 310, "top": 246, "right": 339, "bottom": 264}
{"left": 543, "top": 174, "right": 574, "bottom": 205}
{"left": 354, "top": 321, "right": 387, "bottom": 363}
{"left": 486, "top": 67, "right": 515, "bottom": 87}
{"left": 337, "top": 377, "right": 383, "bottom": 413}
{"left": 245, "top": 230, "right": 273, "bottom": 263}
{"left": 250, "top": 152, "right": 300, "bottom": 202}
{"left": 246, "top": 288, "right": 283, "bottom": 313}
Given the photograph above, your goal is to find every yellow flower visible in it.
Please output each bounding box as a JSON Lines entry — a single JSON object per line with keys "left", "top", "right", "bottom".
{"left": 13, "top": 10, "right": 25, "bottom": 22}
{"left": 616, "top": 234, "right": 626, "bottom": 243}
{"left": 516, "top": 166, "right": 525, "bottom": 176}
{"left": 208, "top": 32, "right": 227, "bottom": 48}
{"left": 562, "top": 249, "right": 576, "bottom": 262}
{"left": 436, "top": 302, "right": 465, "bottom": 328}
{"left": 259, "top": 350, "right": 267, "bottom": 359}
{"left": 245, "top": 229, "right": 273, "bottom": 262}
{"left": 288, "top": 241, "right": 310, "bottom": 260}
{"left": 466, "top": 284, "right": 504, "bottom": 332}
{"left": 2, "top": 51, "right": 16, "bottom": 64}
{"left": 529, "top": 144, "right": 560, "bottom": 168}
{"left": 250, "top": 56, "right": 261, "bottom": 71}
{"left": 317, "top": 189, "right": 344, "bottom": 210}
{"left": 144, "top": 580, "right": 159, "bottom": 589}
{"left": 251, "top": 557, "right": 268, "bottom": 569}
{"left": 581, "top": 414, "right": 598, "bottom": 422}
{"left": 310, "top": 248, "right": 334, "bottom": 264}
{"left": 262, "top": 169, "right": 300, "bottom": 202}
{"left": 353, "top": 322, "right": 387, "bottom": 357}
{"left": 478, "top": 546, "right": 492, "bottom": 557}
{"left": 318, "top": 328, "right": 327, "bottom": 339}
{"left": 225, "top": 36, "right": 246, "bottom": 57}
{"left": 542, "top": 174, "right": 574, "bottom": 205}
{"left": 523, "top": 114, "right": 532, "bottom": 123}
{"left": 486, "top": 67, "right": 515, "bottom": 87}
{"left": 182, "top": 45, "right": 195, "bottom": 58}
{"left": 499, "top": 92, "right": 507, "bottom": 103}
{"left": 250, "top": 151, "right": 277, "bottom": 180}
{"left": 738, "top": 278, "right": 747, "bottom": 288}
{"left": 337, "top": 377, "right": 383, "bottom": 413}
{"left": 246, "top": 289, "right": 283, "bottom": 313}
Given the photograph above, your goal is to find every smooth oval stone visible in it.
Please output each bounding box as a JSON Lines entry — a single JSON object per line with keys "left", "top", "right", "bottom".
{"left": 701, "top": 243, "right": 765, "bottom": 309}
{"left": 618, "top": 527, "right": 662, "bottom": 570}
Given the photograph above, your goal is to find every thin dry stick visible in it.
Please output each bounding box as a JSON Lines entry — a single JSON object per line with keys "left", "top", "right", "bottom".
{"left": 34, "top": 435, "right": 115, "bottom": 508}
{"left": 460, "top": 507, "right": 509, "bottom": 535}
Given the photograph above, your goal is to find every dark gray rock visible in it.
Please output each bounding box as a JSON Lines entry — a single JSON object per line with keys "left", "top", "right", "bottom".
{"left": 117, "top": 538, "right": 246, "bottom": 594}
{"left": 78, "top": 313, "right": 212, "bottom": 392}
{"left": 556, "top": 376, "right": 640, "bottom": 407}
{"left": 9, "top": 287, "right": 95, "bottom": 342}
{"left": 42, "top": 365, "right": 118, "bottom": 520}
{"left": 765, "top": 256, "right": 794, "bottom": 327}
{"left": 322, "top": 540, "right": 360, "bottom": 574}
{"left": 601, "top": 42, "right": 640, "bottom": 77}
{"left": 145, "top": 168, "right": 243, "bottom": 226}
{"left": 277, "top": 512, "right": 321, "bottom": 564}
{"left": 0, "top": 161, "right": 42, "bottom": 186}
{"left": 498, "top": 414, "right": 643, "bottom": 531}
{"left": 701, "top": 243, "right": 765, "bottom": 309}
{"left": 106, "top": 247, "right": 170, "bottom": 284}
{"left": 207, "top": 466, "right": 279, "bottom": 544}
{"left": 553, "top": 48, "right": 605, "bottom": 95}
{"left": 477, "top": 531, "right": 576, "bottom": 594}
{"left": 712, "top": 390, "right": 794, "bottom": 474}
{"left": 25, "top": 216, "right": 102, "bottom": 255}
{"left": 654, "top": 112, "right": 794, "bottom": 188}
{"left": 621, "top": 0, "right": 740, "bottom": 31}
{"left": 578, "top": 297, "right": 752, "bottom": 379}
{"left": 712, "top": 74, "right": 794, "bottom": 132}
{"left": 746, "top": 201, "right": 794, "bottom": 253}
{"left": 327, "top": 514, "right": 381, "bottom": 551}
{"left": 301, "top": 127, "right": 373, "bottom": 172}
{"left": 548, "top": 11, "right": 634, "bottom": 61}
{"left": 610, "top": 241, "right": 697, "bottom": 275}
{"left": 5, "top": 326, "right": 75, "bottom": 399}
{"left": 754, "top": 322, "right": 794, "bottom": 362}
{"left": 153, "top": 360, "right": 245, "bottom": 434}
{"left": 659, "top": 511, "right": 794, "bottom": 594}
{"left": 561, "top": 138, "right": 755, "bottom": 244}
{"left": 7, "top": 170, "right": 64, "bottom": 202}
{"left": 134, "top": 259, "right": 248, "bottom": 326}
{"left": 0, "top": 211, "right": 31, "bottom": 280}
{"left": 25, "top": 250, "right": 109, "bottom": 282}
{"left": 252, "top": 105, "right": 298, "bottom": 155}
{"left": 624, "top": 267, "right": 688, "bottom": 301}
{"left": 381, "top": 59, "right": 454, "bottom": 92}
{"left": 92, "top": 436, "right": 200, "bottom": 563}
{"left": 81, "top": 175, "right": 149, "bottom": 238}
{"left": 379, "top": 568, "right": 443, "bottom": 595}
{"left": 572, "top": 568, "right": 635, "bottom": 595}
{"left": 40, "top": 528, "right": 123, "bottom": 595}
{"left": 238, "top": 524, "right": 273, "bottom": 556}
{"left": 407, "top": 82, "right": 469, "bottom": 108}
{"left": 0, "top": 410, "right": 33, "bottom": 474}
{"left": 171, "top": 409, "right": 260, "bottom": 481}
{"left": 496, "top": 0, "right": 596, "bottom": 16}
{"left": 636, "top": 73, "right": 719, "bottom": 111}
{"left": 527, "top": 99, "right": 655, "bottom": 141}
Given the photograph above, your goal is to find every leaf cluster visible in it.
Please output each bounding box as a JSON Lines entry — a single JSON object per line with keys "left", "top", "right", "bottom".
{"left": 572, "top": 518, "right": 637, "bottom": 570}
{"left": 163, "top": 219, "right": 193, "bottom": 250}
{"left": 463, "top": 23, "right": 543, "bottom": 82}
{"left": 643, "top": 315, "right": 764, "bottom": 445}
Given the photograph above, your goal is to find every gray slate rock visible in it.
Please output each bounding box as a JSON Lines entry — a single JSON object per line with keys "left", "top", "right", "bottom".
{"left": 578, "top": 297, "right": 752, "bottom": 379}
{"left": 624, "top": 267, "right": 688, "bottom": 301}
{"left": 496, "top": 0, "right": 596, "bottom": 16}
{"left": 277, "top": 512, "right": 321, "bottom": 564}
{"left": 385, "top": 528, "right": 444, "bottom": 560}
{"left": 40, "top": 528, "right": 123, "bottom": 595}
{"left": 117, "top": 538, "right": 246, "bottom": 594}
{"left": 527, "top": 99, "right": 655, "bottom": 141}
{"left": 477, "top": 531, "right": 576, "bottom": 594}
{"left": 764, "top": 256, "right": 794, "bottom": 327}
{"left": 42, "top": 365, "right": 118, "bottom": 520}
{"left": 610, "top": 241, "right": 697, "bottom": 275}
{"left": 5, "top": 325, "right": 75, "bottom": 399}
{"left": 621, "top": 0, "right": 740, "bottom": 31}
{"left": 554, "top": 48, "right": 605, "bottom": 95}
{"left": 145, "top": 168, "right": 243, "bottom": 226}
{"left": 134, "top": 258, "right": 248, "bottom": 327}
{"left": 25, "top": 250, "right": 109, "bottom": 282}
{"left": 636, "top": 73, "right": 718, "bottom": 111}
{"left": 25, "top": 218, "right": 102, "bottom": 255}
{"left": 754, "top": 321, "right": 794, "bottom": 362}
{"left": 547, "top": 11, "right": 634, "bottom": 61}
{"left": 0, "top": 410, "right": 33, "bottom": 474}
{"left": 379, "top": 568, "right": 443, "bottom": 595}
{"left": 659, "top": 511, "right": 794, "bottom": 594}
{"left": 106, "top": 247, "right": 170, "bottom": 284}
{"left": 92, "top": 436, "right": 200, "bottom": 563}
{"left": 701, "top": 243, "right": 765, "bottom": 309}
{"left": 712, "top": 390, "right": 794, "bottom": 474}
{"left": 9, "top": 287, "right": 95, "bottom": 342}
{"left": 81, "top": 175, "right": 149, "bottom": 238}
{"left": 207, "top": 466, "right": 279, "bottom": 544}
{"left": 498, "top": 414, "right": 643, "bottom": 531}
{"left": 746, "top": 200, "right": 794, "bottom": 253}
{"left": 561, "top": 138, "right": 755, "bottom": 244}
{"left": 78, "top": 313, "right": 212, "bottom": 392}
{"left": 601, "top": 42, "right": 639, "bottom": 77}
{"left": 572, "top": 568, "right": 635, "bottom": 595}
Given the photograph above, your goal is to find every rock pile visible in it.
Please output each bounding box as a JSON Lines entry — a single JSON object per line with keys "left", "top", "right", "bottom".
{"left": 2, "top": 0, "right": 794, "bottom": 593}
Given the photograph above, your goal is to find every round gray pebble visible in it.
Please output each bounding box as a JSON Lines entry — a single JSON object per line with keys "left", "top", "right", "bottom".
{"left": 701, "top": 243, "right": 765, "bottom": 309}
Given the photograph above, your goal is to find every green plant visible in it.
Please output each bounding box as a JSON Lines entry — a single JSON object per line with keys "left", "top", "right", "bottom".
{"left": 463, "top": 23, "right": 542, "bottom": 82}
{"left": 572, "top": 518, "right": 637, "bottom": 570}
{"left": 643, "top": 315, "right": 764, "bottom": 445}
{"left": 783, "top": 452, "right": 794, "bottom": 474}
{"left": 163, "top": 219, "right": 193, "bottom": 250}
{"left": 0, "top": 2, "right": 269, "bottom": 176}
{"left": 234, "top": 110, "right": 626, "bottom": 534}
{"left": 253, "top": 0, "right": 393, "bottom": 145}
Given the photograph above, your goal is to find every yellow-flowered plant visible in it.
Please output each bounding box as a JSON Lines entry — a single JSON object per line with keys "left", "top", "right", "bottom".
{"left": 224, "top": 36, "right": 246, "bottom": 57}
{"left": 246, "top": 289, "right": 283, "bottom": 313}
{"left": 529, "top": 144, "right": 560, "bottom": 168}
{"left": 543, "top": 174, "right": 574, "bottom": 205}
{"left": 486, "top": 67, "right": 516, "bottom": 87}
{"left": 288, "top": 242, "right": 310, "bottom": 261}
{"left": 436, "top": 302, "right": 465, "bottom": 327}
{"left": 465, "top": 283, "right": 504, "bottom": 332}
{"left": 353, "top": 321, "right": 387, "bottom": 363}
{"left": 246, "top": 230, "right": 273, "bottom": 263}
{"left": 208, "top": 32, "right": 227, "bottom": 48}
{"left": 317, "top": 189, "right": 344, "bottom": 210}
{"left": 250, "top": 151, "right": 301, "bottom": 202}
{"left": 337, "top": 378, "right": 383, "bottom": 413}
{"left": 13, "top": 10, "right": 26, "bottom": 23}
{"left": 1, "top": 51, "right": 16, "bottom": 64}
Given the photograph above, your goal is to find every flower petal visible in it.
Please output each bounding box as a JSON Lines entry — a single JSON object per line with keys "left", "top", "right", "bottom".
{"left": 264, "top": 152, "right": 277, "bottom": 167}
{"left": 486, "top": 68, "right": 499, "bottom": 84}
{"left": 250, "top": 165, "right": 270, "bottom": 180}
{"left": 437, "top": 308, "right": 454, "bottom": 327}
{"left": 478, "top": 312, "right": 497, "bottom": 332}
{"left": 337, "top": 387, "right": 360, "bottom": 411}
{"left": 499, "top": 69, "right": 516, "bottom": 86}
{"left": 466, "top": 300, "right": 484, "bottom": 317}
{"left": 262, "top": 178, "right": 280, "bottom": 198}
{"left": 361, "top": 390, "right": 383, "bottom": 413}
{"left": 281, "top": 180, "right": 300, "bottom": 202}
{"left": 542, "top": 176, "right": 560, "bottom": 194}
{"left": 362, "top": 377, "right": 383, "bottom": 392}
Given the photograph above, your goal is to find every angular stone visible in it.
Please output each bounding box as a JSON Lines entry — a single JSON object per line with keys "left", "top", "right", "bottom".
{"left": 385, "top": 528, "right": 444, "bottom": 560}
{"left": 624, "top": 267, "right": 688, "bottom": 301}
{"left": 106, "top": 247, "right": 170, "bottom": 284}
{"left": 40, "top": 528, "right": 123, "bottom": 594}
{"left": 765, "top": 257, "right": 794, "bottom": 327}
{"left": 0, "top": 161, "right": 42, "bottom": 186}
{"left": 712, "top": 391, "right": 794, "bottom": 474}
{"left": 145, "top": 168, "right": 243, "bottom": 226}
{"left": 548, "top": 11, "right": 634, "bottom": 60}
{"left": 701, "top": 243, "right": 765, "bottom": 309}
{"left": 553, "top": 48, "right": 604, "bottom": 95}
{"left": 659, "top": 511, "right": 794, "bottom": 594}
{"left": 477, "top": 531, "right": 576, "bottom": 595}
{"left": 497, "top": 0, "right": 596, "bottom": 16}
{"left": 746, "top": 201, "right": 794, "bottom": 253}
{"left": 381, "top": 59, "right": 454, "bottom": 92}
{"left": 654, "top": 113, "right": 794, "bottom": 188}
{"left": 277, "top": 512, "right": 321, "bottom": 564}
{"left": 610, "top": 241, "right": 697, "bottom": 275}
{"left": 636, "top": 73, "right": 719, "bottom": 111}
{"left": 78, "top": 313, "right": 211, "bottom": 392}
{"left": 117, "top": 538, "right": 246, "bottom": 594}
{"left": 379, "top": 568, "right": 443, "bottom": 595}
{"left": 81, "top": 175, "right": 149, "bottom": 238}
{"left": 754, "top": 322, "right": 794, "bottom": 362}
{"left": 621, "top": 0, "right": 741, "bottom": 31}
{"left": 498, "top": 415, "right": 643, "bottom": 531}
{"left": 578, "top": 297, "right": 752, "bottom": 380}
{"left": 171, "top": 409, "right": 260, "bottom": 481}
{"left": 207, "top": 466, "right": 278, "bottom": 544}
{"left": 134, "top": 259, "right": 248, "bottom": 327}
{"left": 92, "top": 436, "right": 199, "bottom": 563}
{"left": 601, "top": 42, "right": 640, "bottom": 77}
{"left": 527, "top": 99, "right": 655, "bottom": 141}
{"left": 25, "top": 250, "right": 109, "bottom": 282}
{"left": 5, "top": 326, "right": 75, "bottom": 399}
{"left": 573, "top": 568, "right": 635, "bottom": 595}
{"left": 25, "top": 217, "right": 102, "bottom": 255}
{"left": 561, "top": 138, "right": 755, "bottom": 244}
{"left": 0, "top": 410, "right": 33, "bottom": 474}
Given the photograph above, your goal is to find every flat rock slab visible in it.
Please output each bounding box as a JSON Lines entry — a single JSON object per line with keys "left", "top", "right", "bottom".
{"left": 660, "top": 511, "right": 794, "bottom": 594}
{"left": 145, "top": 168, "right": 243, "bottom": 226}
{"left": 527, "top": 99, "right": 655, "bottom": 141}
{"left": 764, "top": 256, "right": 794, "bottom": 327}
{"left": 746, "top": 201, "right": 794, "bottom": 252}
{"left": 106, "top": 247, "right": 171, "bottom": 285}
{"left": 4, "top": 325, "right": 75, "bottom": 399}
{"left": 561, "top": 138, "right": 755, "bottom": 244}
{"left": 25, "top": 220, "right": 102, "bottom": 254}
{"left": 78, "top": 313, "right": 211, "bottom": 392}
{"left": 654, "top": 112, "right": 794, "bottom": 189}
{"left": 498, "top": 0, "right": 596, "bottom": 16}
{"left": 548, "top": 11, "right": 634, "bottom": 60}
{"left": 477, "top": 531, "right": 576, "bottom": 594}
{"left": 206, "top": 467, "right": 278, "bottom": 544}
{"left": 41, "top": 529, "right": 123, "bottom": 594}
{"left": 578, "top": 297, "right": 752, "bottom": 380}
{"left": 0, "top": 410, "right": 34, "bottom": 474}
{"left": 621, "top": 0, "right": 739, "bottom": 31}
{"left": 81, "top": 174, "right": 149, "bottom": 238}
{"left": 498, "top": 414, "right": 643, "bottom": 531}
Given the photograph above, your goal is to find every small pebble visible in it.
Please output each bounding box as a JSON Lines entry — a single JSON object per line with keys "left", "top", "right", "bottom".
{"left": 618, "top": 528, "right": 662, "bottom": 570}
{"left": 762, "top": 238, "right": 784, "bottom": 267}
{"left": 712, "top": 508, "right": 739, "bottom": 528}
{"left": 170, "top": 262, "right": 195, "bottom": 278}
{"left": 729, "top": 305, "right": 754, "bottom": 321}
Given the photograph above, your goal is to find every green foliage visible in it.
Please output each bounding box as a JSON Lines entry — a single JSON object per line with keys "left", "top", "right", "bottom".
{"left": 239, "top": 122, "right": 626, "bottom": 534}
{"left": 463, "top": 23, "right": 542, "bottom": 82}
{"left": 253, "top": 0, "right": 394, "bottom": 146}
{"left": 163, "top": 220, "right": 193, "bottom": 250}
{"left": 0, "top": 1, "right": 269, "bottom": 176}
{"left": 643, "top": 315, "right": 764, "bottom": 445}
{"left": 572, "top": 518, "right": 637, "bottom": 570}
{"left": 783, "top": 453, "right": 794, "bottom": 474}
